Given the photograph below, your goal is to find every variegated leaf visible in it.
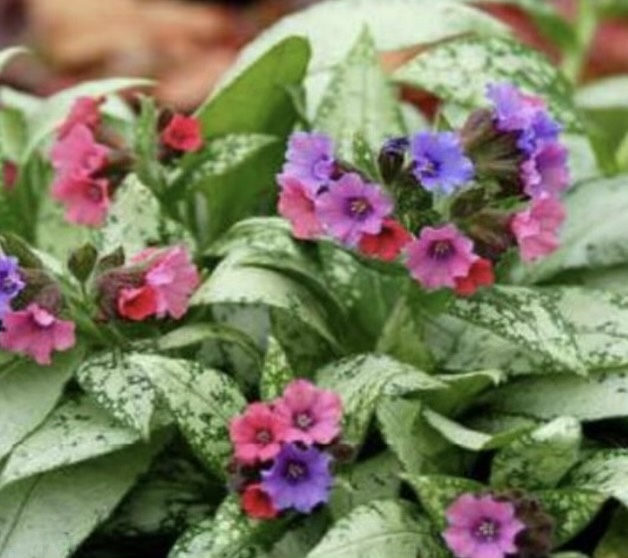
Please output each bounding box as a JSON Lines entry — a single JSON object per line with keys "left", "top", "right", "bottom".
{"left": 260, "top": 336, "right": 294, "bottom": 401}
{"left": 567, "top": 450, "right": 628, "bottom": 508}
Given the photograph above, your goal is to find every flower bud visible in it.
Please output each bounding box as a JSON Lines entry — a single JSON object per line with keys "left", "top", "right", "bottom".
{"left": 378, "top": 136, "right": 409, "bottom": 183}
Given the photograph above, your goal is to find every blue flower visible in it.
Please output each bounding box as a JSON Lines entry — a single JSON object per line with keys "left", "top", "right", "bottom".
{"left": 410, "top": 131, "right": 474, "bottom": 195}
{"left": 261, "top": 443, "right": 333, "bottom": 513}
{"left": 0, "top": 256, "right": 24, "bottom": 319}
{"left": 281, "top": 132, "right": 336, "bottom": 195}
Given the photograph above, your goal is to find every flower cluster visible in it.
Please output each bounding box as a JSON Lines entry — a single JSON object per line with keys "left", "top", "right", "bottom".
{"left": 444, "top": 491, "right": 554, "bottom": 558}
{"left": 95, "top": 245, "right": 200, "bottom": 322}
{"left": 228, "top": 379, "right": 343, "bottom": 519}
{"left": 277, "top": 83, "right": 570, "bottom": 296}
{"left": 0, "top": 254, "right": 75, "bottom": 365}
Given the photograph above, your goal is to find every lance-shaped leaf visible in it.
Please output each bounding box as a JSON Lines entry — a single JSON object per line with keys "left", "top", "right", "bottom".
{"left": 0, "top": 395, "right": 141, "bottom": 487}
{"left": 314, "top": 28, "right": 404, "bottom": 161}
{"left": 316, "top": 354, "right": 445, "bottom": 446}
{"left": 566, "top": 450, "right": 628, "bottom": 508}
{"left": 142, "top": 356, "right": 246, "bottom": 478}
{"left": 0, "top": 349, "right": 82, "bottom": 461}
{"left": 393, "top": 34, "right": 580, "bottom": 132}
{"left": 0, "top": 441, "right": 161, "bottom": 558}
{"left": 260, "top": 336, "right": 294, "bottom": 401}
{"left": 594, "top": 507, "right": 628, "bottom": 558}
{"left": 307, "top": 500, "right": 448, "bottom": 558}
{"left": 76, "top": 351, "right": 157, "bottom": 437}
{"left": 429, "top": 370, "right": 503, "bottom": 416}
{"left": 490, "top": 417, "right": 582, "bottom": 490}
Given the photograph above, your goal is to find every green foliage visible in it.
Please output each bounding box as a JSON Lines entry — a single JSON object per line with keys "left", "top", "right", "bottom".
{"left": 260, "top": 336, "right": 294, "bottom": 401}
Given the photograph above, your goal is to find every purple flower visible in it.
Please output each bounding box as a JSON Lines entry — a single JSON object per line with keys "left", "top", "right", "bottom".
{"left": 0, "top": 256, "right": 24, "bottom": 319}
{"left": 282, "top": 132, "right": 335, "bottom": 195}
{"left": 521, "top": 142, "right": 570, "bottom": 199}
{"left": 406, "top": 224, "right": 476, "bottom": 290}
{"left": 315, "top": 173, "right": 393, "bottom": 246}
{"left": 443, "top": 493, "right": 525, "bottom": 558}
{"left": 410, "top": 132, "right": 474, "bottom": 195}
{"left": 261, "top": 443, "right": 333, "bottom": 513}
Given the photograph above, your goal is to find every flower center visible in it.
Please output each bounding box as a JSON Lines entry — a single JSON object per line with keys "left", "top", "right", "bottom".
{"left": 428, "top": 240, "right": 455, "bottom": 261}
{"left": 0, "top": 273, "right": 18, "bottom": 296}
{"left": 86, "top": 183, "right": 104, "bottom": 202}
{"left": 346, "top": 196, "right": 372, "bottom": 220}
{"left": 419, "top": 157, "right": 440, "bottom": 178}
{"left": 473, "top": 518, "right": 500, "bottom": 543}
{"left": 285, "top": 460, "right": 308, "bottom": 482}
{"left": 294, "top": 412, "right": 314, "bottom": 430}
{"left": 255, "top": 429, "right": 272, "bottom": 445}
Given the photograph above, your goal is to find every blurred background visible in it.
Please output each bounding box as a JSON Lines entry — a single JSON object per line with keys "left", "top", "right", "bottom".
{"left": 1, "top": 0, "right": 628, "bottom": 111}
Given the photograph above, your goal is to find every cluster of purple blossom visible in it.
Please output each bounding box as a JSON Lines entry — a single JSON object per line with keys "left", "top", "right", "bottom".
{"left": 277, "top": 83, "right": 570, "bottom": 296}
{"left": 228, "top": 379, "right": 343, "bottom": 520}
{"left": 444, "top": 491, "right": 555, "bottom": 558}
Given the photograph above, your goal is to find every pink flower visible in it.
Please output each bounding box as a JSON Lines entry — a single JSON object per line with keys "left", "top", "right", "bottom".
{"left": 443, "top": 494, "right": 525, "bottom": 558}
{"left": 0, "top": 304, "right": 76, "bottom": 365}
{"left": 511, "top": 197, "right": 565, "bottom": 262}
{"left": 277, "top": 174, "right": 323, "bottom": 240}
{"left": 51, "top": 124, "right": 109, "bottom": 178}
{"left": 139, "top": 246, "right": 200, "bottom": 320}
{"left": 117, "top": 285, "right": 159, "bottom": 321}
{"left": 406, "top": 224, "right": 476, "bottom": 290}
{"left": 58, "top": 97, "right": 103, "bottom": 139}
{"left": 52, "top": 175, "right": 111, "bottom": 227}
{"left": 274, "top": 379, "right": 343, "bottom": 445}
{"left": 2, "top": 161, "right": 17, "bottom": 192}
{"left": 521, "top": 142, "right": 570, "bottom": 199}
{"left": 161, "top": 114, "right": 203, "bottom": 152}
{"left": 229, "top": 403, "right": 287, "bottom": 464}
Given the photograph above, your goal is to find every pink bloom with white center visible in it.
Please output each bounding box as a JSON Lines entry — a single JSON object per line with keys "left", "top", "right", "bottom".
{"left": 277, "top": 174, "right": 323, "bottom": 240}
{"left": 406, "top": 224, "right": 477, "bottom": 290}
{"left": 52, "top": 175, "right": 111, "bottom": 227}
{"left": 274, "top": 379, "right": 343, "bottom": 445}
{"left": 511, "top": 197, "right": 565, "bottom": 262}
{"left": 229, "top": 402, "right": 288, "bottom": 464}
{"left": 51, "top": 124, "right": 109, "bottom": 178}
{"left": 58, "top": 97, "right": 103, "bottom": 139}
{"left": 443, "top": 493, "right": 525, "bottom": 558}
{"left": 133, "top": 246, "right": 200, "bottom": 320}
{"left": 0, "top": 304, "right": 76, "bottom": 365}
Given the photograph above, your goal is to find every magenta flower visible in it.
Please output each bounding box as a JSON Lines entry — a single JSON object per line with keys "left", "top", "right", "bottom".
{"left": 57, "top": 97, "right": 102, "bottom": 139}
{"left": 410, "top": 131, "right": 474, "bottom": 195}
{"left": 277, "top": 174, "right": 323, "bottom": 240}
{"left": 406, "top": 224, "right": 477, "bottom": 290}
{"left": 282, "top": 131, "right": 335, "bottom": 195}
{"left": 274, "top": 379, "right": 343, "bottom": 445}
{"left": 521, "top": 142, "right": 570, "bottom": 199}
{"left": 443, "top": 493, "right": 525, "bottom": 558}
{"left": 0, "top": 304, "right": 76, "bottom": 365}
{"left": 261, "top": 442, "right": 333, "bottom": 513}
{"left": 511, "top": 197, "right": 565, "bottom": 262}
{"left": 133, "top": 246, "right": 200, "bottom": 320}
{"left": 51, "top": 124, "right": 109, "bottom": 178}
{"left": 51, "top": 175, "right": 111, "bottom": 227}
{"left": 229, "top": 402, "right": 288, "bottom": 464}
{"left": 315, "top": 173, "right": 393, "bottom": 246}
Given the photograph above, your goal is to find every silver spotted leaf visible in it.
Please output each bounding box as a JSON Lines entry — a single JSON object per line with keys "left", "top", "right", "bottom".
{"left": 566, "top": 450, "right": 628, "bottom": 508}
{"left": 260, "top": 336, "right": 294, "bottom": 401}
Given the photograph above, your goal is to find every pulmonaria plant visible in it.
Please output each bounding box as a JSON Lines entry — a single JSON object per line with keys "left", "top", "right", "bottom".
{"left": 228, "top": 379, "right": 343, "bottom": 519}
{"left": 277, "top": 82, "right": 570, "bottom": 295}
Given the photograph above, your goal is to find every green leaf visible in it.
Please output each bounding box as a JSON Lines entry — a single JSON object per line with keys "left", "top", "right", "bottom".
{"left": 0, "top": 441, "right": 161, "bottom": 558}
{"left": 25, "top": 77, "right": 153, "bottom": 158}
{"left": 76, "top": 351, "right": 157, "bottom": 438}
{"left": 393, "top": 34, "right": 581, "bottom": 132}
{"left": 133, "top": 96, "right": 166, "bottom": 193}
{"left": 403, "top": 474, "right": 483, "bottom": 529}
{"left": 567, "top": 450, "right": 628, "bottom": 508}
{"left": 0, "top": 46, "right": 28, "bottom": 73}
{"left": 306, "top": 500, "right": 448, "bottom": 558}
{"left": 576, "top": 76, "right": 628, "bottom": 110}
{"left": 0, "top": 349, "right": 83, "bottom": 461}
{"left": 222, "top": 0, "right": 506, "bottom": 113}
{"left": 142, "top": 356, "right": 246, "bottom": 477}
{"left": 594, "top": 508, "right": 628, "bottom": 558}
{"left": 447, "top": 286, "right": 584, "bottom": 375}
{"left": 260, "top": 336, "right": 294, "bottom": 401}
{"left": 0, "top": 396, "right": 140, "bottom": 487}
{"left": 429, "top": 370, "right": 503, "bottom": 416}
{"left": 515, "top": 176, "right": 628, "bottom": 282}
{"left": 316, "top": 354, "right": 445, "bottom": 446}
{"left": 330, "top": 453, "right": 402, "bottom": 520}
{"left": 537, "top": 489, "right": 606, "bottom": 546}
{"left": 477, "top": 368, "right": 628, "bottom": 422}
{"left": 198, "top": 37, "right": 310, "bottom": 138}
{"left": 0, "top": 107, "right": 27, "bottom": 162}
{"left": 314, "top": 28, "right": 404, "bottom": 161}
{"left": 490, "top": 417, "right": 581, "bottom": 490}
{"left": 169, "top": 496, "right": 275, "bottom": 558}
